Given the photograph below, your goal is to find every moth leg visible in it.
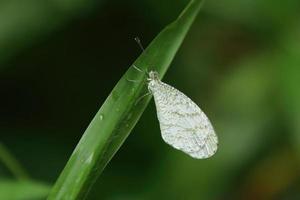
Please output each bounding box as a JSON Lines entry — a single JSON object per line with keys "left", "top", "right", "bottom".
{"left": 132, "top": 64, "right": 143, "bottom": 73}
{"left": 126, "top": 78, "right": 140, "bottom": 83}
{"left": 135, "top": 92, "right": 151, "bottom": 105}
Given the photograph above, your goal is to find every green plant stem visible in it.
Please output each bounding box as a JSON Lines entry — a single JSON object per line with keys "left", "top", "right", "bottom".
{"left": 0, "top": 142, "right": 30, "bottom": 180}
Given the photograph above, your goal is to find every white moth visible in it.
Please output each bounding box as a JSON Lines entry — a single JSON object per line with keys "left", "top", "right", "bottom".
{"left": 147, "top": 71, "right": 218, "bottom": 159}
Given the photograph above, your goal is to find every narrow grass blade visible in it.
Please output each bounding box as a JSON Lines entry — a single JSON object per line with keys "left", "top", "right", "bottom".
{"left": 0, "top": 179, "right": 50, "bottom": 200}
{"left": 0, "top": 143, "right": 29, "bottom": 180}
{"left": 48, "top": 0, "right": 204, "bottom": 199}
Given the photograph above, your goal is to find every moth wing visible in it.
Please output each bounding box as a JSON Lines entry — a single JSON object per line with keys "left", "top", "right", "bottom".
{"left": 151, "top": 82, "right": 218, "bottom": 159}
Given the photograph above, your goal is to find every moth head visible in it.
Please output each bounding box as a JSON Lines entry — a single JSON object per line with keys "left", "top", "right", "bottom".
{"left": 148, "top": 71, "right": 159, "bottom": 81}
{"left": 147, "top": 71, "right": 160, "bottom": 92}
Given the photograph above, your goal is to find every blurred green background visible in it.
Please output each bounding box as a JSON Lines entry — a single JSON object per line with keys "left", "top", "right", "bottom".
{"left": 1, "top": 0, "right": 300, "bottom": 199}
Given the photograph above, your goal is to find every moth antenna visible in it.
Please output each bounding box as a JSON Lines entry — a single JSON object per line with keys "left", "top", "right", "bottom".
{"left": 133, "top": 37, "right": 149, "bottom": 75}
{"left": 134, "top": 36, "right": 145, "bottom": 51}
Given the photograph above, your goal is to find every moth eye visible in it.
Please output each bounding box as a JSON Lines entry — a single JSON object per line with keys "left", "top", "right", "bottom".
{"left": 149, "top": 81, "right": 156, "bottom": 87}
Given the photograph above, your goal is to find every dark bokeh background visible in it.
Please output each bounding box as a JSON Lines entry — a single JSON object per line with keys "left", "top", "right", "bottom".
{"left": 1, "top": 0, "right": 300, "bottom": 199}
